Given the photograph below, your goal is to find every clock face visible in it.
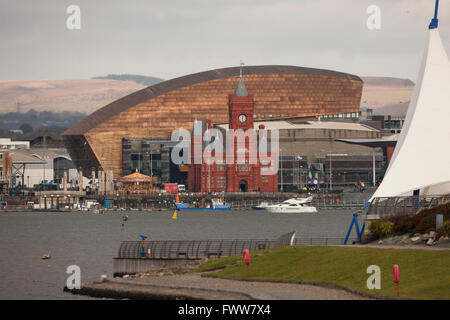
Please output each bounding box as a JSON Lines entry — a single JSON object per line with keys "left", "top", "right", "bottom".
{"left": 238, "top": 114, "right": 247, "bottom": 123}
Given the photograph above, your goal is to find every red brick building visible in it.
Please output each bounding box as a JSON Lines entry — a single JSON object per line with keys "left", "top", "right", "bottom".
{"left": 188, "top": 70, "right": 278, "bottom": 193}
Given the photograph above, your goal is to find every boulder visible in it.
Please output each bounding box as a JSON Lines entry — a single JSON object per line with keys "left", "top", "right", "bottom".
{"left": 411, "top": 236, "right": 421, "bottom": 242}
{"left": 426, "top": 238, "right": 434, "bottom": 246}
{"left": 400, "top": 237, "right": 411, "bottom": 245}
{"left": 378, "top": 240, "right": 383, "bottom": 245}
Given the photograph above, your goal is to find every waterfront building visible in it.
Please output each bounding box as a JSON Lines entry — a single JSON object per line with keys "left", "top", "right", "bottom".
{"left": 62, "top": 65, "right": 364, "bottom": 181}
{"left": 0, "top": 138, "right": 29, "bottom": 150}
{"left": 0, "top": 150, "right": 12, "bottom": 194}
{"left": 217, "top": 119, "right": 384, "bottom": 190}
{"left": 6, "top": 148, "right": 79, "bottom": 192}
{"left": 187, "top": 70, "right": 278, "bottom": 193}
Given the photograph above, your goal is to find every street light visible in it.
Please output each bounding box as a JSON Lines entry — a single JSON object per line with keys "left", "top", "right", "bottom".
{"left": 280, "top": 148, "right": 283, "bottom": 192}
{"left": 296, "top": 155, "right": 303, "bottom": 191}
{"left": 327, "top": 153, "right": 348, "bottom": 192}
{"left": 372, "top": 151, "right": 376, "bottom": 187}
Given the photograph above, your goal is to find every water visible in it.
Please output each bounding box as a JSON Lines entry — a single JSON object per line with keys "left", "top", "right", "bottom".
{"left": 0, "top": 209, "right": 357, "bottom": 299}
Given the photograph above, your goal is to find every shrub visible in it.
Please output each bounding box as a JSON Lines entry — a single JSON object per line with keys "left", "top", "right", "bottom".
{"left": 442, "top": 220, "right": 450, "bottom": 236}
{"left": 387, "top": 201, "right": 450, "bottom": 236}
{"left": 369, "top": 220, "right": 394, "bottom": 238}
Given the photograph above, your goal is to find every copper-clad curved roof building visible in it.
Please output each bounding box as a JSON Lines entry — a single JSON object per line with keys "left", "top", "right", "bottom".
{"left": 62, "top": 65, "right": 363, "bottom": 178}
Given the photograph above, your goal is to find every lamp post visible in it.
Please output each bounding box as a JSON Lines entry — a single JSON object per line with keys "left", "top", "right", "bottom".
{"left": 296, "top": 155, "right": 303, "bottom": 191}
{"left": 327, "top": 153, "right": 348, "bottom": 192}
{"left": 372, "top": 151, "right": 376, "bottom": 187}
{"left": 150, "top": 152, "right": 153, "bottom": 177}
{"left": 280, "top": 148, "right": 283, "bottom": 192}
{"left": 300, "top": 165, "right": 303, "bottom": 189}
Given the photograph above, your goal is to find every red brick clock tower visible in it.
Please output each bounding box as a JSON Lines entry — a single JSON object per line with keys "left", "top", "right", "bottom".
{"left": 226, "top": 63, "right": 260, "bottom": 192}
{"left": 187, "top": 63, "right": 278, "bottom": 193}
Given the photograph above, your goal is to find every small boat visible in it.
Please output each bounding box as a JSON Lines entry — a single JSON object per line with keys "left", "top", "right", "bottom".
{"left": 175, "top": 198, "right": 231, "bottom": 211}
{"left": 265, "top": 197, "right": 317, "bottom": 213}
{"left": 42, "top": 253, "right": 51, "bottom": 260}
{"left": 251, "top": 202, "right": 269, "bottom": 210}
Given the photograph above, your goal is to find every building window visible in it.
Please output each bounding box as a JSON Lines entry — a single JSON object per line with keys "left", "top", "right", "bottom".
{"left": 217, "top": 164, "right": 226, "bottom": 171}
{"left": 217, "top": 176, "right": 226, "bottom": 188}
{"left": 237, "top": 164, "right": 249, "bottom": 171}
{"left": 0, "top": 153, "right": 3, "bottom": 160}
{"left": 262, "top": 176, "right": 268, "bottom": 184}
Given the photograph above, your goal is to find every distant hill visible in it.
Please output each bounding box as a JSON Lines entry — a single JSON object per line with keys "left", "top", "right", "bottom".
{"left": 92, "top": 74, "right": 164, "bottom": 86}
{"left": 0, "top": 79, "right": 146, "bottom": 114}
{"left": 360, "top": 76, "right": 415, "bottom": 116}
{"left": 0, "top": 75, "right": 415, "bottom": 118}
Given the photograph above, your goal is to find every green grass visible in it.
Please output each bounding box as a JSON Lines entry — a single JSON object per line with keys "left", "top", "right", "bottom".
{"left": 192, "top": 246, "right": 450, "bottom": 300}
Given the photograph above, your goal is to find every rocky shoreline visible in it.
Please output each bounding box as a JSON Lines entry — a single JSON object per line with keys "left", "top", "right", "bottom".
{"left": 372, "top": 232, "right": 450, "bottom": 248}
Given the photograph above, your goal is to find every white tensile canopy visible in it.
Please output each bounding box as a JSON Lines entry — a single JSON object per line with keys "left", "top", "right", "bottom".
{"left": 370, "top": 27, "right": 450, "bottom": 201}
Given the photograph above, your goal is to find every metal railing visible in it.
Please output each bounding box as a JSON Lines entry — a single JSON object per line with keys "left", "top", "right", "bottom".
{"left": 117, "top": 231, "right": 295, "bottom": 260}
{"left": 368, "top": 194, "right": 450, "bottom": 216}
{"left": 294, "top": 237, "right": 358, "bottom": 246}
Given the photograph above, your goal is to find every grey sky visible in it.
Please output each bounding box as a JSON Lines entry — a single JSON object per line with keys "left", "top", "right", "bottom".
{"left": 1, "top": 0, "right": 450, "bottom": 82}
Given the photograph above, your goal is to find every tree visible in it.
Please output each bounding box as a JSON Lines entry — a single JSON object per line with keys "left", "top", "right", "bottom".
{"left": 19, "top": 123, "right": 33, "bottom": 135}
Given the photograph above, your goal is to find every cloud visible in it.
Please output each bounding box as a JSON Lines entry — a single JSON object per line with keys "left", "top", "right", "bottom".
{"left": 0, "top": 0, "right": 449, "bottom": 81}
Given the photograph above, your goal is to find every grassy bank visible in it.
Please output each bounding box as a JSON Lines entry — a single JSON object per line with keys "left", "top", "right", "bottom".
{"left": 194, "top": 246, "right": 450, "bottom": 300}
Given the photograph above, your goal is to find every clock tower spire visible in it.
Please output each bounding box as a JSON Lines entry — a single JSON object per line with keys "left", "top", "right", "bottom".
{"left": 228, "top": 61, "right": 254, "bottom": 130}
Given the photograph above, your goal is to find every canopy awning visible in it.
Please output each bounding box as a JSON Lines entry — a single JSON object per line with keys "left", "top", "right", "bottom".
{"left": 118, "top": 170, "right": 156, "bottom": 183}
{"left": 370, "top": 27, "right": 450, "bottom": 200}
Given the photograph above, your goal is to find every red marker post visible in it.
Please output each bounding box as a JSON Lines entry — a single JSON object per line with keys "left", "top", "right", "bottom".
{"left": 243, "top": 249, "right": 250, "bottom": 276}
{"left": 393, "top": 264, "right": 399, "bottom": 296}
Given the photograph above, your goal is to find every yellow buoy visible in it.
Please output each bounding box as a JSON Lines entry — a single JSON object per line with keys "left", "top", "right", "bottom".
{"left": 172, "top": 210, "right": 177, "bottom": 220}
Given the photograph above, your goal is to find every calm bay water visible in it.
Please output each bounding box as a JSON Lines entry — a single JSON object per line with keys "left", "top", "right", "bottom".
{"left": 0, "top": 209, "right": 357, "bottom": 299}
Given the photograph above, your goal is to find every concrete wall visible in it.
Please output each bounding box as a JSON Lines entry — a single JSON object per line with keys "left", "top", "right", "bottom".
{"left": 113, "top": 258, "right": 201, "bottom": 277}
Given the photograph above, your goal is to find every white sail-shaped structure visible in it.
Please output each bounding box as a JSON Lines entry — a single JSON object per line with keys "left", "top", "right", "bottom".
{"left": 370, "top": 27, "right": 450, "bottom": 200}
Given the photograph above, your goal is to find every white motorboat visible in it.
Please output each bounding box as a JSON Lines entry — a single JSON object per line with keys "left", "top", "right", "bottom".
{"left": 251, "top": 201, "right": 270, "bottom": 210}
{"left": 265, "top": 197, "right": 317, "bottom": 213}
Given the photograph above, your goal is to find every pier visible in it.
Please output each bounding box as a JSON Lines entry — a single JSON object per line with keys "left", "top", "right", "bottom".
{"left": 113, "top": 232, "right": 296, "bottom": 277}
{"left": 0, "top": 190, "right": 370, "bottom": 212}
